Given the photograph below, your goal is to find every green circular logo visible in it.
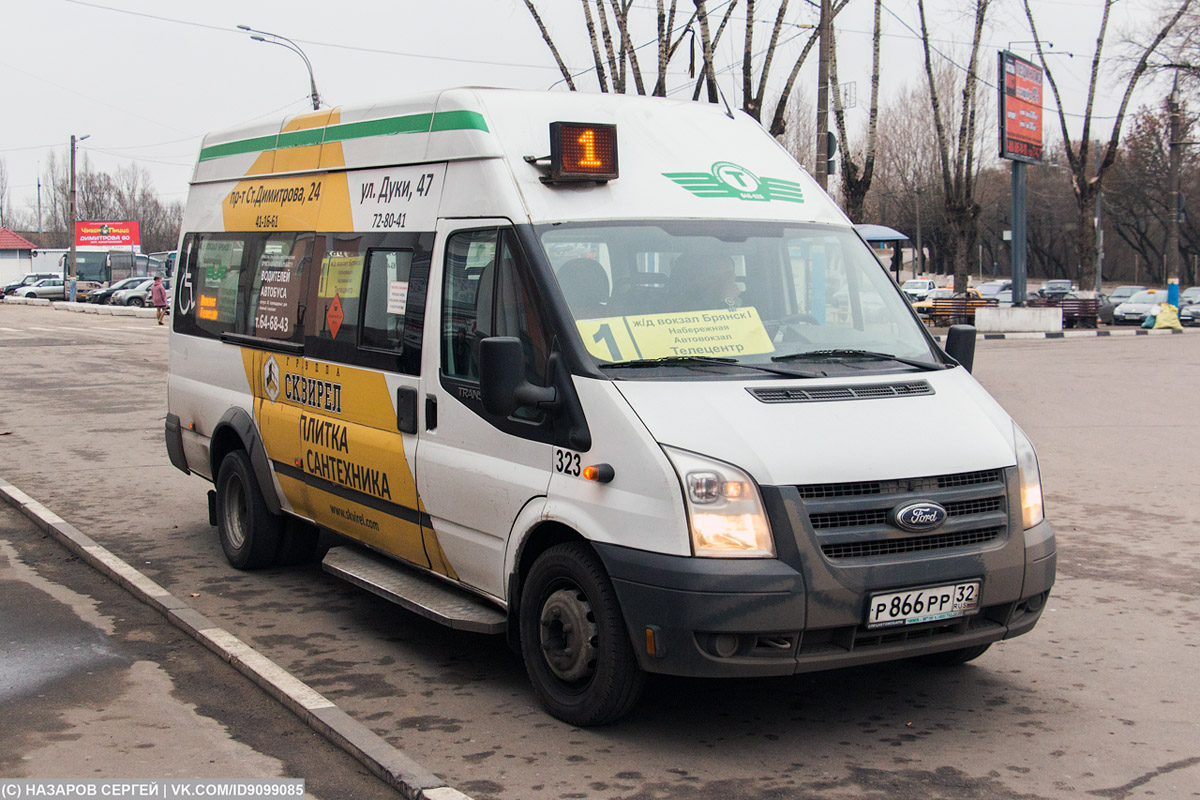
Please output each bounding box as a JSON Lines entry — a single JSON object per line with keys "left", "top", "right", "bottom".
{"left": 712, "top": 162, "right": 761, "bottom": 194}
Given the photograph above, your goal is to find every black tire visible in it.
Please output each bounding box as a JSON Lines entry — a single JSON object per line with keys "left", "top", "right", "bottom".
{"left": 519, "top": 542, "right": 645, "bottom": 726}
{"left": 276, "top": 518, "right": 321, "bottom": 566}
{"left": 215, "top": 449, "right": 282, "bottom": 569}
{"left": 915, "top": 643, "right": 991, "bottom": 666}
{"left": 129, "top": 297, "right": 145, "bottom": 307}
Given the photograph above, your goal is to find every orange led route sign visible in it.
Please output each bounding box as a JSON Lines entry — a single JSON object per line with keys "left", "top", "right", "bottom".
{"left": 998, "top": 51, "right": 1043, "bottom": 164}
{"left": 74, "top": 220, "right": 141, "bottom": 248}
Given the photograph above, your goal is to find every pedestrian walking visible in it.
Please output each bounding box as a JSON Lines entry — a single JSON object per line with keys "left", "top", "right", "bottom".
{"left": 150, "top": 276, "right": 169, "bottom": 325}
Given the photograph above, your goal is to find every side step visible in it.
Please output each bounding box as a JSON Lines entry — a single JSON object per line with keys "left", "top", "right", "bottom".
{"left": 322, "top": 545, "right": 507, "bottom": 635}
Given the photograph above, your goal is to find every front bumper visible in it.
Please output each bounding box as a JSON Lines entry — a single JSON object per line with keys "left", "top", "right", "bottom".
{"left": 595, "top": 481, "right": 1055, "bottom": 679}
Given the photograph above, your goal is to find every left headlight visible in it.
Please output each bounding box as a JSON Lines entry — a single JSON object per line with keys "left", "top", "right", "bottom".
{"left": 1013, "top": 423, "right": 1044, "bottom": 530}
{"left": 663, "top": 446, "right": 775, "bottom": 558}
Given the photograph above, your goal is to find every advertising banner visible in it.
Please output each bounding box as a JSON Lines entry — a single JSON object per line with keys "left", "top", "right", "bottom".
{"left": 999, "top": 51, "right": 1043, "bottom": 163}
{"left": 75, "top": 220, "right": 141, "bottom": 248}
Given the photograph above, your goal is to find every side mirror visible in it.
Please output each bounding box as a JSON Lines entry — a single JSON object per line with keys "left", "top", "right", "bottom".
{"left": 945, "top": 325, "right": 977, "bottom": 373}
{"left": 480, "top": 337, "right": 558, "bottom": 417}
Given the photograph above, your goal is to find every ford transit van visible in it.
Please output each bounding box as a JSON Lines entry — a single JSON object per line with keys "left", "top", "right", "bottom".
{"left": 165, "top": 88, "right": 1055, "bottom": 725}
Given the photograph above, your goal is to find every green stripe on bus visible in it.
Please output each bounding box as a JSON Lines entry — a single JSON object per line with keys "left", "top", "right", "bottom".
{"left": 198, "top": 134, "right": 280, "bottom": 162}
{"left": 198, "top": 110, "right": 490, "bottom": 162}
{"left": 430, "top": 110, "right": 489, "bottom": 132}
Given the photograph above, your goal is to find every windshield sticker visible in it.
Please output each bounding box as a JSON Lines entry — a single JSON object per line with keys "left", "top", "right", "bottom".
{"left": 577, "top": 307, "right": 775, "bottom": 362}
{"left": 663, "top": 161, "right": 805, "bottom": 203}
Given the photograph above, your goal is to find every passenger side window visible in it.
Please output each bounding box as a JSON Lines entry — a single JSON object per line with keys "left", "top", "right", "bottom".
{"left": 193, "top": 235, "right": 247, "bottom": 338}
{"left": 441, "top": 229, "right": 550, "bottom": 387}
{"left": 247, "top": 234, "right": 311, "bottom": 343}
{"left": 360, "top": 249, "right": 414, "bottom": 352}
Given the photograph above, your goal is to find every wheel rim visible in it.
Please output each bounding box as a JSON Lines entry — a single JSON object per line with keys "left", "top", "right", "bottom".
{"left": 538, "top": 586, "right": 599, "bottom": 684}
{"left": 223, "top": 476, "right": 248, "bottom": 549}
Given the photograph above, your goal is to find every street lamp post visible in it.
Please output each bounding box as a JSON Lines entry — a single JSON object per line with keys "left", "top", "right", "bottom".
{"left": 238, "top": 25, "right": 321, "bottom": 111}
{"left": 68, "top": 133, "right": 90, "bottom": 302}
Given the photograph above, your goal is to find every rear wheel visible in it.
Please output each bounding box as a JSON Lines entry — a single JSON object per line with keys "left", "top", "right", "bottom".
{"left": 215, "top": 449, "right": 282, "bottom": 569}
{"left": 915, "top": 643, "right": 991, "bottom": 666}
{"left": 519, "top": 542, "right": 644, "bottom": 726}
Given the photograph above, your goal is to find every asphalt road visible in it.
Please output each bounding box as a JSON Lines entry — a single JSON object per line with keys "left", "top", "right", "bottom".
{"left": 1, "top": 302, "right": 1197, "bottom": 800}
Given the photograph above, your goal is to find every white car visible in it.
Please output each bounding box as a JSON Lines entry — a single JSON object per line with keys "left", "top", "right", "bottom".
{"left": 901, "top": 278, "right": 937, "bottom": 301}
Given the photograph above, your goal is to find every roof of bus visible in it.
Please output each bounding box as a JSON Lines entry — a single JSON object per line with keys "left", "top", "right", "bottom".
{"left": 192, "top": 87, "right": 849, "bottom": 226}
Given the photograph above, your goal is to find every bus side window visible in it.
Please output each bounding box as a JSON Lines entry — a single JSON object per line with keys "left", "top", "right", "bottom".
{"left": 247, "top": 233, "right": 309, "bottom": 344}
{"left": 360, "top": 249, "right": 414, "bottom": 353}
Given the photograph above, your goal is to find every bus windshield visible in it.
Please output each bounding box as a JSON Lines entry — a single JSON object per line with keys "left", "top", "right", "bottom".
{"left": 537, "top": 220, "right": 937, "bottom": 372}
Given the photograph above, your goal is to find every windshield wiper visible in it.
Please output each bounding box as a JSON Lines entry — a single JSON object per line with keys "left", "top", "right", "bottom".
{"left": 599, "top": 355, "right": 822, "bottom": 378}
{"left": 771, "top": 349, "right": 947, "bottom": 371}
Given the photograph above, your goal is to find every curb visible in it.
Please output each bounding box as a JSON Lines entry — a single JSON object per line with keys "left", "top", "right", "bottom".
{"left": 932, "top": 326, "right": 1188, "bottom": 342}
{"left": 0, "top": 476, "right": 473, "bottom": 800}
{"left": 1, "top": 297, "right": 160, "bottom": 318}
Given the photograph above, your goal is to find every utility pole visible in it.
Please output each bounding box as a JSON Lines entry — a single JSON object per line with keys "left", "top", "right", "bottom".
{"left": 814, "top": 0, "right": 831, "bottom": 190}
{"left": 914, "top": 186, "right": 923, "bottom": 276}
{"left": 69, "top": 134, "right": 78, "bottom": 302}
{"left": 1167, "top": 75, "right": 1182, "bottom": 307}
{"left": 37, "top": 161, "right": 43, "bottom": 234}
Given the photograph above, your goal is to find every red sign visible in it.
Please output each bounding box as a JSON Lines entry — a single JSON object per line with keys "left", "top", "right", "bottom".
{"left": 327, "top": 293, "right": 344, "bottom": 339}
{"left": 999, "top": 51, "right": 1043, "bottom": 163}
{"left": 75, "top": 220, "right": 141, "bottom": 248}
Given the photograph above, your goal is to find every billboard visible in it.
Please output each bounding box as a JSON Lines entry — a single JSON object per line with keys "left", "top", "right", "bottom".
{"left": 75, "top": 220, "right": 141, "bottom": 248}
{"left": 998, "top": 51, "right": 1043, "bottom": 163}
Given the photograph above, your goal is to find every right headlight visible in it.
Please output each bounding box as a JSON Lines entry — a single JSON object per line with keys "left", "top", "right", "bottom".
{"left": 1013, "top": 423, "right": 1044, "bottom": 530}
{"left": 663, "top": 446, "right": 775, "bottom": 558}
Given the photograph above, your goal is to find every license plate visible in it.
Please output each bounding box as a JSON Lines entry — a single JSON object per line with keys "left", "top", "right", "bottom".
{"left": 867, "top": 581, "right": 981, "bottom": 629}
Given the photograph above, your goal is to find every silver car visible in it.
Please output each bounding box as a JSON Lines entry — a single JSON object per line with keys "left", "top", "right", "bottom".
{"left": 1112, "top": 290, "right": 1169, "bottom": 325}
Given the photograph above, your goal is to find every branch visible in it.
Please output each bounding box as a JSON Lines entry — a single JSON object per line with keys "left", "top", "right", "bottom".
{"left": 767, "top": 0, "right": 850, "bottom": 137}
{"left": 582, "top": 0, "right": 611, "bottom": 92}
{"left": 522, "top": 0, "right": 576, "bottom": 90}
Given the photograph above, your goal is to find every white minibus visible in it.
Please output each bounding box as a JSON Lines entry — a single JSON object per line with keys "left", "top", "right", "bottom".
{"left": 165, "top": 88, "right": 1055, "bottom": 725}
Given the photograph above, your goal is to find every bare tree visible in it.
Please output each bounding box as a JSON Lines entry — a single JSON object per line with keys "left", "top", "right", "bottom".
{"left": 917, "top": 0, "right": 990, "bottom": 292}
{"left": 828, "top": 0, "right": 883, "bottom": 222}
{"left": 522, "top": 0, "right": 854, "bottom": 143}
{"left": 1023, "top": 0, "right": 1192, "bottom": 294}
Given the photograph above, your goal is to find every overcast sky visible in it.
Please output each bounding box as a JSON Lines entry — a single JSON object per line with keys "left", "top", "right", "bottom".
{"left": 0, "top": 0, "right": 1174, "bottom": 225}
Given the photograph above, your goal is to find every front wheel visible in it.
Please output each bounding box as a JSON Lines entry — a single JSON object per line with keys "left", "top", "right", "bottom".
{"left": 215, "top": 449, "right": 283, "bottom": 569}
{"left": 519, "top": 542, "right": 644, "bottom": 726}
{"left": 129, "top": 297, "right": 145, "bottom": 307}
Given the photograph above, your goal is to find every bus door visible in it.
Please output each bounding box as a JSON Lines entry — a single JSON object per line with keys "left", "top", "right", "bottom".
{"left": 298, "top": 235, "right": 430, "bottom": 569}
{"left": 415, "top": 222, "right": 556, "bottom": 597}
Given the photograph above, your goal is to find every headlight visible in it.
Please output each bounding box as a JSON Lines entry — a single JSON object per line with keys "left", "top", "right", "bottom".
{"left": 663, "top": 446, "right": 775, "bottom": 558}
{"left": 1013, "top": 423, "right": 1044, "bottom": 529}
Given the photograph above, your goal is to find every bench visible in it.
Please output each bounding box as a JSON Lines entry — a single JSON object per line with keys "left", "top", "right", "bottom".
{"left": 928, "top": 297, "right": 996, "bottom": 326}
{"left": 1028, "top": 297, "right": 1099, "bottom": 328}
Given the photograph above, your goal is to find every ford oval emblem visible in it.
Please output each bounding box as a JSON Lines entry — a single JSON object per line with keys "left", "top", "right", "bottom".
{"left": 893, "top": 501, "right": 948, "bottom": 532}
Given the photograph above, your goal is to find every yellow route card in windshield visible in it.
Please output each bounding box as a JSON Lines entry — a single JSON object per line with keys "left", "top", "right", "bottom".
{"left": 577, "top": 307, "right": 775, "bottom": 362}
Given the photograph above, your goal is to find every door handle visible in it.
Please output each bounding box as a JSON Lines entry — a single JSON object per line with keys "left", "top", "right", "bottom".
{"left": 425, "top": 396, "right": 437, "bottom": 431}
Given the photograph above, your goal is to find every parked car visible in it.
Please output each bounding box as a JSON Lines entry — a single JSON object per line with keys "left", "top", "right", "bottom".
{"left": 1039, "top": 279, "right": 1076, "bottom": 298}
{"left": 900, "top": 278, "right": 937, "bottom": 301}
{"left": 88, "top": 275, "right": 154, "bottom": 305}
{"left": 1181, "top": 303, "right": 1200, "bottom": 326}
{"left": 1099, "top": 285, "right": 1147, "bottom": 324}
{"left": 976, "top": 279, "right": 1012, "bottom": 298}
{"left": 111, "top": 278, "right": 154, "bottom": 306}
{"left": 1, "top": 272, "right": 60, "bottom": 299}
{"left": 1113, "top": 289, "right": 1170, "bottom": 325}
{"left": 114, "top": 277, "right": 170, "bottom": 307}
{"left": 12, "top": 277, "right": 66, "bottom": 299}
{"left": 1179, "top": 286, "right": 1200, "bottom": 306}
{"left": 994, "top": 289, "right": 1041, "bottom": 308}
